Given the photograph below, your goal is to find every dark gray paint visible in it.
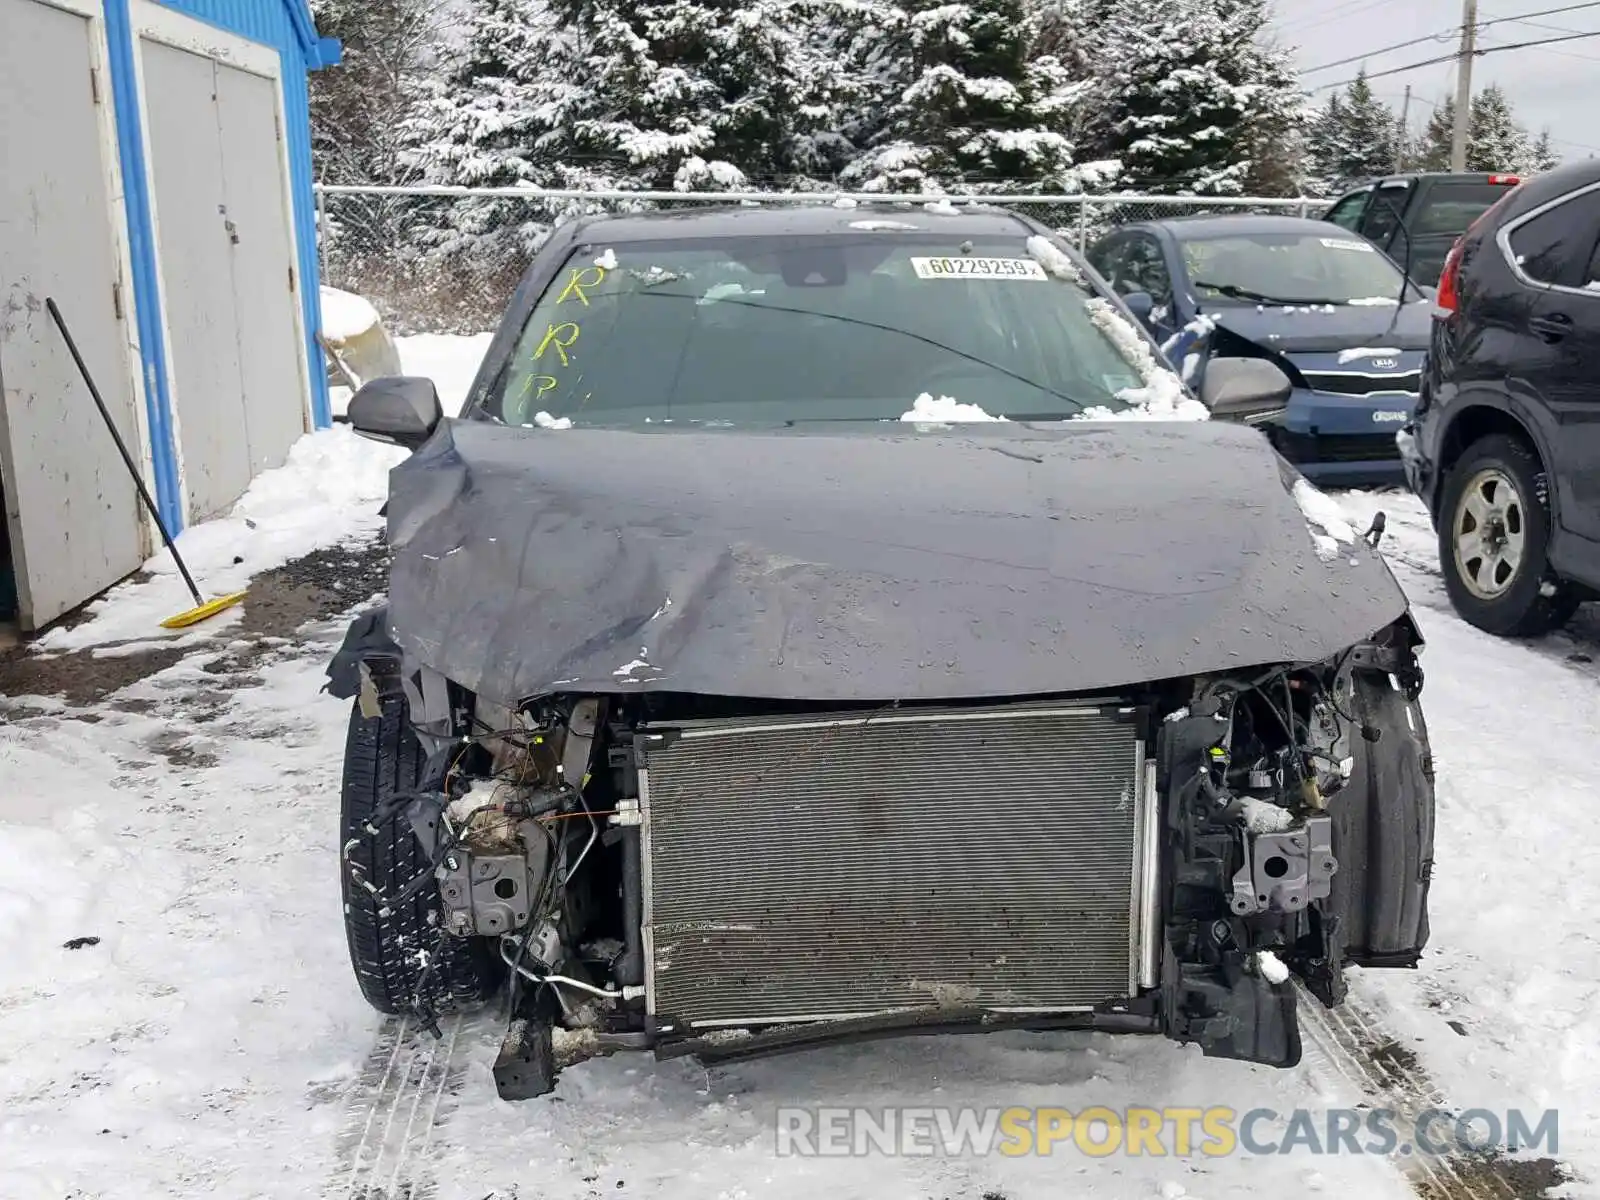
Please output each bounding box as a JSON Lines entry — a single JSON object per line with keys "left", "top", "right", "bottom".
{"left": 382, "top": 418, "right": 1409, "bottom": 706}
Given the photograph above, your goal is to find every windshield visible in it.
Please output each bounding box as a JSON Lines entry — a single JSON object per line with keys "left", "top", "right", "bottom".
{"left": 1179, "top": 231, "right": 1414, "bottom": 307}
{"left": 481, "top": 233, "right": 1160, "bottom": 427}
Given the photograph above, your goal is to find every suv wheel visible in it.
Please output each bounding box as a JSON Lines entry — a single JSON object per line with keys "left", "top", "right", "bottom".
{"left": 341, "top": 678, "right": 500, "bottom": 1016}
{"left": 1438, "top": 434, "right": 1577, "bottom": 636}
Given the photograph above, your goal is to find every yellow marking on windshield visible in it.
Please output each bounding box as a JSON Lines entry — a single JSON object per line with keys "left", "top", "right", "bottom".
{"left": 536, "top": 321, "right": 581, "bottom": 367}
{"left": 556, "top": 266, "right": 607, "bottom": 306}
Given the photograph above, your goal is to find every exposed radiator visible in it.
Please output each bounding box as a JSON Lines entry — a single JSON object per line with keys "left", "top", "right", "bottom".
{"left": 637, "top": 702, "right": 1151, "bottom": 1027}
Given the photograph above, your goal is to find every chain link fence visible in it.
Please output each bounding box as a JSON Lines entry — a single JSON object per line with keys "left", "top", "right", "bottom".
{"left": 314, "top": 184, "right": 1330, "bottom": 333}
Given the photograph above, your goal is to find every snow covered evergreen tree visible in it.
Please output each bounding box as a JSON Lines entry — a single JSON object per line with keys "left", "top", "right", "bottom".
{"left": 1413, "top": 89, "right": 1532, "bottom": 173}
{"left": 841, "top": 0, "right": 1100, "bottom": 193}
{"left": 1077, "top": 0, "right": 1306, "bottom": 195}
{"left": 1306, "top": 71, "right": 1400, "bottom": 193}
{"left": 1468, "top": 85, "right": 1528, "bottom": 173}
{"left": 1526, "top": 129, "right": 1561, "bottom": 173}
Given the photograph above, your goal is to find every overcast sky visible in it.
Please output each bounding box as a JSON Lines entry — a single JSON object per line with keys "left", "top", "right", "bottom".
{"left": 1271, "top": 0, "right": 1600, "bottom": 162}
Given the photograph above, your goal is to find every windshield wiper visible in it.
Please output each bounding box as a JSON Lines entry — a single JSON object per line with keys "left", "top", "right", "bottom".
{"left": 1193, "top": 280, "right": 1344, "bottom": 307}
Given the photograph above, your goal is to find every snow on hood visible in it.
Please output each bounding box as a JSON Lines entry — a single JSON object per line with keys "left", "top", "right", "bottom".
{"left": 900, "top": 393, "right": 1007, "bottom": 424}
{"left": 1292, "top": 477, "right": 1359, "bottom": 562}
{"left": 594, "top": 247, "right": 619, "bottom": 270}
{"left": 849, "top": 219, "right": 920, "bottom": 231}
{"left": 1348, "top": 296, "right": 1400, "bottom": 306}
{"left": 1337, "top": 346, "right": 1404, "bottom": 365}
{"left": 318, "top": 286, "right": 380, "bottom": 344}
{"left": 532, "top": 411, "right": 573, "bottom": 430}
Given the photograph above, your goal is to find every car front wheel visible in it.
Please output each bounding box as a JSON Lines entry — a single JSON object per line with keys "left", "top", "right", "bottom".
{"left": 1438, "top": 434, "right": 1577, "bottom": 637}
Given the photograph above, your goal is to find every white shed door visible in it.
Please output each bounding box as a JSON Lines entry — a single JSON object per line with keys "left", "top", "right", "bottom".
{"left": 0, "top": 0, "right": 147, "bottom": 630}
{"left": 141, "top": 38, "right": 307, "bottom": 520}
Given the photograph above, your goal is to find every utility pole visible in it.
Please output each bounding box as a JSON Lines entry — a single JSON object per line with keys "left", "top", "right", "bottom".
{"left": 1396, "top": 85, "right": 1412, "bottom": 172}
{"left": 1450, "top": 0, "right": 1478, "bottom": 172}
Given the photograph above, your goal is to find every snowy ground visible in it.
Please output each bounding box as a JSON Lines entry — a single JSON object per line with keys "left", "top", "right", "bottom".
{"left": 1, "top": 335, "right": 1596, "bottom": 1199}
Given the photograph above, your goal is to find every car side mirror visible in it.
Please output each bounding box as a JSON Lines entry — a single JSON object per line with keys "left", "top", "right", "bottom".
{"left": 1120, "top": 289, "right": 1156, "bottom": 326}
{"left": 347, "top": 376, "right": 443, "bottom": 449}
{"left": 1198, "top": 357, "right": 1293, "bottom": 421}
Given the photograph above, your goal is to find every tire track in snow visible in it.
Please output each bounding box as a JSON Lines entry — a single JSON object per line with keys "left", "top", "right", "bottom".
{"left": 329, "top": 1012, "right": 484, "bottom": 1200}
{"left": 1299, "top": 988, "right": 1565, "bottom": 1199}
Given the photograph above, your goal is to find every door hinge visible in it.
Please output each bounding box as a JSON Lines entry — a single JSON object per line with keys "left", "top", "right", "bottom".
{"left": 287, "top": 265, "right": 296, "bottom": 293}
{"left": 111, "top": 281, "right": 123, "bottom": 320}
{"left": 89, "top": 66, "right": 102, "bottom": 105}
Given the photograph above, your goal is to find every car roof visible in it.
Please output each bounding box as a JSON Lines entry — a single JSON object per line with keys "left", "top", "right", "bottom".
{"left": 1132, "top": 213, "right": 1345, "bottom": 240}
{"left": 564, "top": 202, "right": 1038, "bottom": 243}
{"left": 1495, "top": 158, "right": 1600, "bottom": 220}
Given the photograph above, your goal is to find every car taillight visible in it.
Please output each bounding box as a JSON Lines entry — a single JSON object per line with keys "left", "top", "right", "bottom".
{"left": 1488, "top": 174, "right": 1520, "bottom": 185}
{"left": 1436, "top": 239, "right": 1464, "bottom": 314}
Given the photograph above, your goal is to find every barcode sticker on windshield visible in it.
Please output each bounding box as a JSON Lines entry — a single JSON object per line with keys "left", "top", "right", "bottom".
{"left": 911, "top": 256, "right": 1048, "bottom": 280}
{"left": 1319, "top": 237, "right": 1375, "bottom": 252}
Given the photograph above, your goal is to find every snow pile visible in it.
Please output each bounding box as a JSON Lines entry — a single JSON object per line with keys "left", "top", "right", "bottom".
{"left": 319, "top": 286, "right": 380, "bottom": 344}
{"left": 1292, "top": 478, "right": 1359, "bottom": 561}
{"left": 900, "top": 393, "right": 1007, "bottom": 423}
{"left": 1079, "top": 299, "right": 1209, "bottom": 422}
{"left": 32, "top": 427, "right": 403, "bottom": 652}
{"left": 394, "top": 332, "right": 494, "bottom": 411}
{"left": 532, "top": 411, "right": 572, "bottom": 429}
{"left": 1255, "top": 950, "right": 1291, "bottom": 985}
{"left": 594, "top": 247, "right": 619, "bottom": 270}
{"left": 1025, "top": 233, "right": 1085, "bottom": 285}
{"left": 922, "top": 198, "right": 961, "bottom": 215}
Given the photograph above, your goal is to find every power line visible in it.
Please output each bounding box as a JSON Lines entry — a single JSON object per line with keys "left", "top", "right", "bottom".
{"left": 1302, "top": 2, "right": 1600, "bottom": 77}
{"left": 1277, "top": 0, "right": 1399, "bottom": 35}
{"left": 1310, "top": 27, "right": 1600, "bottom": 90}
{"left": 1302, "top": 33, "right": 1455, "bottom": 74}
{"left": 1480, "top": 30, "right": 1600, "bottom": 58}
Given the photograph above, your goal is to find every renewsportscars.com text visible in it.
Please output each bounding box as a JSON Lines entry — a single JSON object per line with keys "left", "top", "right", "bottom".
{"left": 774, "top": 1106, "right": 1559, "bottom": 1159}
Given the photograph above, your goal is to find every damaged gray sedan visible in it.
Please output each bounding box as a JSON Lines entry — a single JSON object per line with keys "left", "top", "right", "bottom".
{"left": 326, "top": 204, "right": 1435, "bottom": 1099}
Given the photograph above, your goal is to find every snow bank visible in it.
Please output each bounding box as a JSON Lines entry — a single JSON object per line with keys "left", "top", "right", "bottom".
{"left": 318, "top": 286, "right": 380, "bottom": 343}
{"left": 32, "top": 427, "right": 403, "bottom": 652}
{"left": 900, "top": 393, "right": 1007, "bottom": 423}
{"left": 395, "top": 332, "right": 494, "bottom": 412}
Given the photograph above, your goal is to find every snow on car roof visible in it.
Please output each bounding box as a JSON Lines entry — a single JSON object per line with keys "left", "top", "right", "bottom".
{"left": 569, "top": 202, "right": 1037, "bottom": 243}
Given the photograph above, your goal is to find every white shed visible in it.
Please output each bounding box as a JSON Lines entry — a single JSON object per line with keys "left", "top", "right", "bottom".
{"left": 0, "top": 0, "right": 338, "bottom": 634}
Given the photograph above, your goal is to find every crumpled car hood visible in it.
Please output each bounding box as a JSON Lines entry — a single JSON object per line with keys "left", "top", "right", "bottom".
{"left": 382, "top": 419, "right": 1408, "bottom": 705}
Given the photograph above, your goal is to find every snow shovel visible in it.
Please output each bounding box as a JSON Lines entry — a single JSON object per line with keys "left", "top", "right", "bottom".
{"left": 46, "top": 298, "right": 246, "bottom": 629}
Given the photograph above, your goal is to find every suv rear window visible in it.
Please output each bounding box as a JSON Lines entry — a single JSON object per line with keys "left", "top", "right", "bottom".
{"left": 1413, "top": 182, "right": 1518, "bottom": 236}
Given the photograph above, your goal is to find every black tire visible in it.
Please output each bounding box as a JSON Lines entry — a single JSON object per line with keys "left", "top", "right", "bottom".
{"left": 340, "top": 681, "right": 498, "bottom": 1016}
{"left": 1437, "top": 433, "right": 1579, "bottom": 637}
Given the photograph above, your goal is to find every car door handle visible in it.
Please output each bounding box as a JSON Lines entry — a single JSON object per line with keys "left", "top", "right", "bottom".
{"left": 1529, "top": 313, "right": 1573, "bottom": 341}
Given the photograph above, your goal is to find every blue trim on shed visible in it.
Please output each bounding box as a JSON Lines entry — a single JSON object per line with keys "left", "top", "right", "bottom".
{"left": 102, "top": 0, "right": 186, "bottom": 534}
{"left": 154, "top": 0, "right": 333, "bottom": 429}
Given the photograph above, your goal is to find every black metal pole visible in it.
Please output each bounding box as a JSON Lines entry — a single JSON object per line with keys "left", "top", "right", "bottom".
{"left": 45, "top": 297, "right": 205, "bottom": 609}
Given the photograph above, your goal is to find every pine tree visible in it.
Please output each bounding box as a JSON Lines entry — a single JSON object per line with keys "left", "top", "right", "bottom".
{"left": 1468, "top": 84, "right": 1527, "bottom": 173}
{"left": 841, "top": 0, "right": 1094, "bottom": 193}
{"left": 308, "top": 0, "right": 445, "bottom": 277}
{"left": 1526, "top": 128, "right": 1561, "bottom": 173}
{"left": 1413, "top": 89, "right": 1534, "bottom": 174}
{"left": 1077, "top": 0, "right": 1308, "bottom": 196}
{"left": 1305, "top": 71, "right": 1400, "bottom": 194}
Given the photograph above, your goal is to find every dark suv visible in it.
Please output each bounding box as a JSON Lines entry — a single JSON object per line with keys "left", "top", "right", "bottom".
{"left": 1402, "top": 160, "right": 1600, "bottom": 635}
{"left": 1323, "top": 172, "right": 1524, "bottom": 288}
